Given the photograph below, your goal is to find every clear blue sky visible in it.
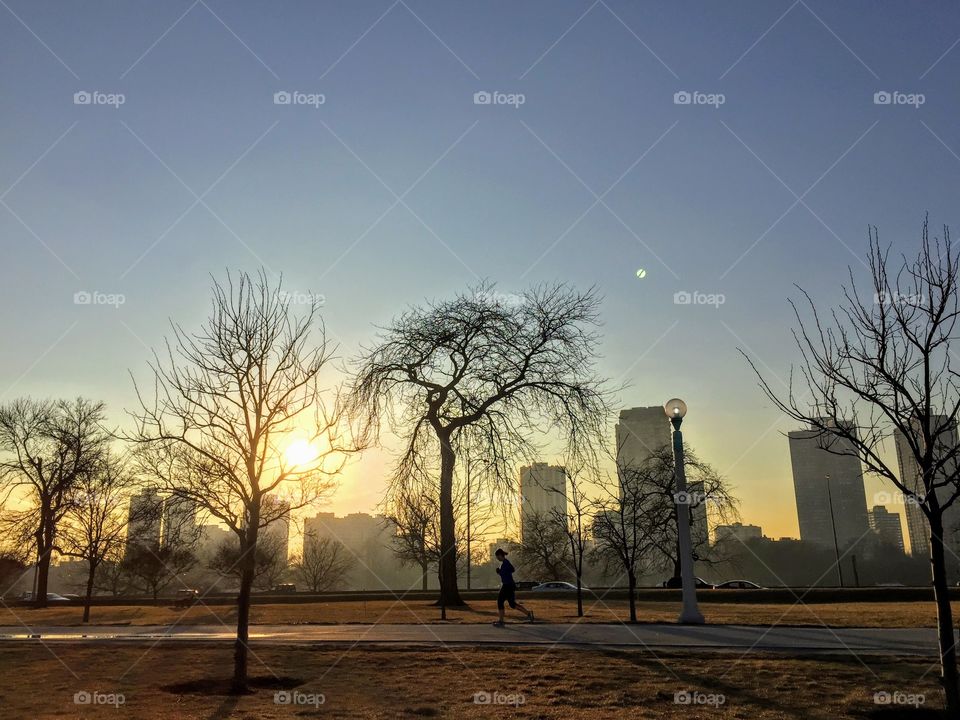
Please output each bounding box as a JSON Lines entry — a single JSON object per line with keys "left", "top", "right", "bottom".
{"left": 2, "top": 1, "right": 959, "bottom": 538}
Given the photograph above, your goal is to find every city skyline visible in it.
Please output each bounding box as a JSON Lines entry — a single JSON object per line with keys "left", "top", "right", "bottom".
{"left": 4, "top": 3, "right": 960, "bottom": 542}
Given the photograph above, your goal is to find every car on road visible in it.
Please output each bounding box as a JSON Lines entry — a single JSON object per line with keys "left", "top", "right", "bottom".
{"left": 515, "top": 580, "right": 541, "bottom": 591}
{"left": 531, "top": 581, "right": 584, "bottom": 592}
{"left": 15, "top": 592, "right": 71, "bottom": 604}
{"left": 271, "top": 583, "right": 297, "bottom": 594}
{"left": 662, "top": 576, "right": 715, "bottom": 589}
{"left": 714, "top": 580, "right": 764, "bottom": 590}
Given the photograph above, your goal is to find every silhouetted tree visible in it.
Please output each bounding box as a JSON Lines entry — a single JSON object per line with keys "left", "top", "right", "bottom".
{"left": 122, "top": 542, "right": 196, "bottom": 599}
{"left": 209, "top": 533, "right": 287, "bottom": 591}
{"left": 516, "top": 511, "right": 571, "bottom": 582}
{"left": 550, "top": 465, "right": 594, "bottom": 616}
{"left": 290, "top": 534, "right": 351, "bottom": 592}
{"left": 745, "top": 219, "right": 960, "bottom": 711}
{"left": 129, "top": 271, "right": 359, "bottom": 692}
{"left": 59, "top": 452, "right": 141, "bottom": 621}
{"left": 0, "top": 398, "right": 107, "bottom": 607}
{"left": 350, "top": 283, "right": 612, "bottom": 606}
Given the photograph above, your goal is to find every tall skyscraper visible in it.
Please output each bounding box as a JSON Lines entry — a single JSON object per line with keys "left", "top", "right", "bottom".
{"left": 519, "top": 463, "right": 567, "bottom": 540}
{"left": 260, "top": 495, "right": 291, "bottom": 563}
{"left": 162, "top": 496, "right": 198, "bottom": 549}
{"left": 615, "top": 406, "right": 672, "bottom": 470}
{"left": 894, "top": 418, "right": 960, "bottom": 558}
{"left": 867, "top": 505, "right": 905, "bottom": 553}
{"left": 126, "top": 487, "right": 162, "bottom": 555}
{"left": 788, "top": 421, "right": 870, "bottom": 549}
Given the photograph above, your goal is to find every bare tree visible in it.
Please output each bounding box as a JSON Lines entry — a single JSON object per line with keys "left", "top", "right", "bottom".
{"left": 122, "top": 542, "right": 196, "bottom": 599}
{"left": 350, "top": 283, "right": 612, "bottom": 605}
{"left": 59, "top": 452, "right": 141, "bottom": 621}
{"left": 550, "top": 466, "right": 595, "bottom": 617}
{"left": 592, "top": 462, "right": 660, "bottom": 623}
{"left": 290, "top": 534, "right": 351, "bottom": 592}
{"left": 744, "top": 219, "right": 960, "bottom": 711}
{"left": 128, "top": 271, "right": 359, "bottom": 693}
{"left": 516, "top": 511, "right": 571, "bottom": 582}
{"left": 0, "top": 398, "right": 107, "bottom": 608}
{"left": 209, "top": 533, "right": 287, "bottom": 591}
{"left": 631, "top": 445, "right": 739, "bottom": 580}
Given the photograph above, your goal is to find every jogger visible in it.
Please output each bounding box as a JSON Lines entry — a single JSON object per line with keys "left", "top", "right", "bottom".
{"left": 492, "top": 548, "right": 534, "bottom": 626}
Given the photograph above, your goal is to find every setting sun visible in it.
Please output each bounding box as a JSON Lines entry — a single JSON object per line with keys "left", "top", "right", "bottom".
{"left": 284, "top": 438, "right": 319, "bottom": 468}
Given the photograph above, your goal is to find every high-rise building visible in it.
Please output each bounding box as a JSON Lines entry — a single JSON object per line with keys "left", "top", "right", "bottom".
{"left": 788, "top": 421, "right": 870, "bottom": 549}
{"left": 867, "top": 505, "right": 905, "bottom": 553}
{"left": 126, "top": 488, "right": 162, "bottom": 555}
{"left": 615, "top": 406, "right": 672, "bottom": 470}
{"left": 260, "top": 495, "right": 291, "bottom": 564}
{"left": 519, "top": 463, "right": 566, "bottom": 541}
{"left": 162, "top": 496, "right": 198, "bottom": 549}
{"left": 893, "top": 418, "right": 960, "bottom": 558}
{"left": 713, "top": 522, "right": 763, "bottom": 545}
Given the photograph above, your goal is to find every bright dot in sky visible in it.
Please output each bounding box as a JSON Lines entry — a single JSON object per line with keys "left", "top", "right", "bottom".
{"left": 636, "top": 268, "right": 647, "bottom": 279}
{"left": 285, "top": 439, "right": 319, "bottom": 467}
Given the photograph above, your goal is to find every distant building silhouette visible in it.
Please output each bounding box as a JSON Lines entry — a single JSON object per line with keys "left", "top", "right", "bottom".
{"left": 126, "top": 488, "right": 162, "bottom": 556}
{"left": 893, "top": 418, "right": 960, "bottom": 558}
{"left": 260, "top": 495, "right": 291, "bottom": 563}
{"left": 714, "top": 521, "right": 763, "bottom": 545}
{"left": 788, "top": 421, "right": 869, "bottom": 549}
{"left": 615, "top": 406, "right": 671, "bottom": 470}
{"left": 162, "top": 496, "right": 198, "bottom": 549}
{"left": 867, "top": 505, "right": 905, "bottom": 553}
{"left": 304, "top": 511, "right": 419, "bottom": 590}
{"left": 519, "top": 463, "right": 566, "bottom": 541}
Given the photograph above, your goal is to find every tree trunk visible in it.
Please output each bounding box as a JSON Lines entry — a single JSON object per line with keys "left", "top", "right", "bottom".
{"left": 929, "top": 512, "right": 960, "bottom": 712}
{"left": 437, "top": 433, "right": 463, "bottom": 606}
{"left": 82, "top": 562, "right": 96, "bottom": 623}
{"left": 575, "top": 574, "right": 583, "bottom": 618}
{"left": 35, "top": 536, "right": 51, "bottom": 609}
{"left": 232, "top": 523, "right": 259, "bottom": 694}
{"left": 627, "top": 571, "right": 637, "bottom": 623}
{"left": 421, "top": 560, "right": 428, "bottom": 591}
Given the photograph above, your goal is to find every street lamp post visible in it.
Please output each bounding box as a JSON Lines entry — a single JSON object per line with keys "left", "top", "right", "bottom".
{"left": 665, "top": 398, "right": 705, "bottom": 625}
{"left": 825, "top": 474, "right": 844, "bottom": 588}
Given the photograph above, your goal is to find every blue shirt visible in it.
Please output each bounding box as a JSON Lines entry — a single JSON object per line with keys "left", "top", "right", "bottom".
{"left": 497, "top": 558, "right": 516, "bottom": 587}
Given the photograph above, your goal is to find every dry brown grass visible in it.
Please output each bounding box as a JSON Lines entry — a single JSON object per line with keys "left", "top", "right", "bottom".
{"left": 2, "top": 598, "right": 958, "bottom": 629}
{"left": 0, "top": 644, "right": 945, "bottom": 719}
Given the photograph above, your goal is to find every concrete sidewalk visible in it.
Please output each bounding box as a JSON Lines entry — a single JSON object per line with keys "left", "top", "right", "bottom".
{"left": 0, "top": 623, "right": 952, "bottom": 655}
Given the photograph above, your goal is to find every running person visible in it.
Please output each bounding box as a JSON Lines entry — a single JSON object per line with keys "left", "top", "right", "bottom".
{"left": 493, "top": 548, "right": 533, "bottom": 626}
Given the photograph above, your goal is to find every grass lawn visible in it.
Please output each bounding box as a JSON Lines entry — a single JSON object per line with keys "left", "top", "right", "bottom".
{"left": 3, "top": 598, "right": 960, "bottom": 628}
{"left": 0, "top": 644, "right": 948, "bottom": 719}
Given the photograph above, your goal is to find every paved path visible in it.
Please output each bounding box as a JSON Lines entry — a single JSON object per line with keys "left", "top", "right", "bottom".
{"left": 0, "top": 623, "right": 952, "bottom": 655}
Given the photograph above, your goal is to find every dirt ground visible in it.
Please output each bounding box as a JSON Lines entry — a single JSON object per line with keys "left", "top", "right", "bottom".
{"left": 0, "top": 644, "right": 948, "bottom": 719}
{"left": 2, "top": 597, "right": 959, "bottom": 629}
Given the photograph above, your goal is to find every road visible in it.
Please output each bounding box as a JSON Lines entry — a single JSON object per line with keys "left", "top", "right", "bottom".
{"left": 0, "top": 623, "right": 952, "bottom": 655}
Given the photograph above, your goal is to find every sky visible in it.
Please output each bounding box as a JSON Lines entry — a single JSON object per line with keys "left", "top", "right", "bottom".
{"left": 2, "top": 1, "right": 960, "bottom": 544}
